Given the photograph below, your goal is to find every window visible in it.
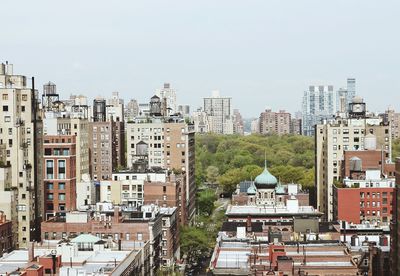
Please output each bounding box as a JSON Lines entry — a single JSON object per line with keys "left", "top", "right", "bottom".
{"left": 22, "top": 94, "right": 27, "bottom": 101}
{"left": 2, "top": 94, "right": 8, "bottom": 100}
{"left": 47, "top": 183, "right": 53, "bottom": 190}
{"left": 59, "top": 193, "right": 66, "bottom": 201}
{"left": 4, "top": 116, "right": 11, "bottom": 122}
{"left": 47, "top": 193, "right": 54, "bottom": 200}
{"left": 58, "top": 183, "right": 65, "bottom": 190}
{"left": 137, "top": 233, "right": 143, "bottom": 241}
{"left": 2, "top": 106, "right": 8, "bottom": 111}
{"left": 58, "top": 160, "right": 66, "bottom": 179}
{"left": 46, "top": 160, "right": 54, "bottom": 179}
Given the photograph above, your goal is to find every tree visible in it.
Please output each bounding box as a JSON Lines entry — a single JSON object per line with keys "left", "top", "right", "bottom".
{"left": 180, "top": 226, "right": 210, "bottom": 264}
{"left": 197, "top": 189, "right": 217, "bottom": 215}
{"left": 206, "top": 166, "right": 219, "bottom": 184}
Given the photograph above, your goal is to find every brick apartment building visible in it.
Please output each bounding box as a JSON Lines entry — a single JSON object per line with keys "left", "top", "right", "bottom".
{"left": 40, "top": 204, "right": 178, "bottom": 271}
{"left": 43, "top": 135, "right": 76, "bottom": 220}
{"left": 259, "top": 109, "right": 291, "bottom": 135}
{"left": 0, "top": 211, "right": 12, "bottom": 257}
{"left": 334, "top": 149, "right": 395, "bottom": 225}
{"left": 144, "top": 173, "right": 187, "bottom": 225}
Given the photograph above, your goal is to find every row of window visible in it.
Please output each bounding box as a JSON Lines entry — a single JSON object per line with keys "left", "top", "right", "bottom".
{"left": 2, "top": 94, "right": 28, "bottom": 101}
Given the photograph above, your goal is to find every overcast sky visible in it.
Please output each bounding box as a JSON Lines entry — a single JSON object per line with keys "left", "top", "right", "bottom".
{"left": 2, "top": 0, "right": 400, "bottom": 117}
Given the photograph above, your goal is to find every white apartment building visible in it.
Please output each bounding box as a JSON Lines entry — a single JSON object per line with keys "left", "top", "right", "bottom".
{"left": 0, "top": 62, "right": 43, "bottom": 248}
{"left": 203, "top": 91, "right": 234, "bottom": 134}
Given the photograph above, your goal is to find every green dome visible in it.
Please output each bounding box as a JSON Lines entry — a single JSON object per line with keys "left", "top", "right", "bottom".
{"left": 255, "top": 166, "right": 277, "bottom": 187}
{"left": 275, "top": 182, "right": 285, "bottom": 194}
{"left": 247, "top": 183, "right": 257, "bottom": 195}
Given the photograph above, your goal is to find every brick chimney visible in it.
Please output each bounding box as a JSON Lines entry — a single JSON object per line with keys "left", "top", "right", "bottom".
{"left": 246, "top": 216, "right": 252, "bottom": 233}
{"left": 0, "top": 211, "right": 5, "bottom": 224}
{"left": 113, "top": 207, "right": 119, "bottom": 223}
{"left": 28, "top": 242, "right": 35, "bottom": 262}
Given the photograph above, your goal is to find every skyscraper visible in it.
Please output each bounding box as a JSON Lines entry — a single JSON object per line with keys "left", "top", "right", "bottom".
{"left": 302, "top": 85, "right": 336, "bottom": 136}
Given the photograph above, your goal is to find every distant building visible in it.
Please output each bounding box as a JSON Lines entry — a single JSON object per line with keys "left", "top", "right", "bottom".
{"left": 192, "top": 108, "right": 210, "bottom": 133}
{"left": 106, "top": 91, "right": 124, "bottom": 121}
{"left": 156, "top": 83, "right": 177, "bottom": 115}
{"left": 250, "top": 118, "right": 259, "bottom": 134}
{"left": 259, "top": 109, "right": 291, "bottom": 135}
{"left": 177, "top": 105, "right": 190, "bottom": 117}
{"left": 302, "top": 84, "right": 336, "bottom": 136}
{"left": 290, "top": 118, "right": 302, "bottom": 135}
{"left": 203, "top": 91, "right": 234, "bottom": 134}
{"left": 125, "top": 99, "right": 139, "bottom": 121}
{"left": 232, "top": 109, "right": 244, "bottom": 135}
{"left": 382, "top": 108, "right": 400, "bottom": 139}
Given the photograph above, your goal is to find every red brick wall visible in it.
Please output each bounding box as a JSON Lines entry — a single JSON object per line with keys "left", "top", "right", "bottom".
{"left": 336, "top": 188, "right": 360, "bottom": 223}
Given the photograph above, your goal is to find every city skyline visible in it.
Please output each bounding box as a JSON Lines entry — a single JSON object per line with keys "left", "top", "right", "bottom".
{"left": 2, "top": 0, "right": 400, "bottom": 117}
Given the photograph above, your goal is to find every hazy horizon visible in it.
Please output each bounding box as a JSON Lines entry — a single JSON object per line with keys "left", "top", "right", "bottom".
{"left": 2, "top": 0, "right": 400, "bottom": 117}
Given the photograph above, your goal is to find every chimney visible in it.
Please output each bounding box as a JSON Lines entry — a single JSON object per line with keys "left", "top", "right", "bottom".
{"left": 246, "top": 216, "right": 252, "bottom": 233}
{"left": 28, "top": 242, "right": 35, "bottom": 262}
{"left": 0, "top": 211, "right": 5, "bottom": 224}
{"left": 113, "top": 207, "right": 119, "bottom": 223}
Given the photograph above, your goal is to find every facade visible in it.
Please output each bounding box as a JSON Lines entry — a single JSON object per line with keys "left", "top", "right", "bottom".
{"left": 159, "top": 207, "right": 180, "bottom": 267}
{"left": 40, "top": 204, "right": 170, "bottom": 275}
{"left": 0, "top": 211, "right": 13, "bottom": 257}
{"left": 192, "top": 108, "right": 210, "bottom": 133}
{"left": 125, "top": 99, "right": 139, "bottom": 121}
{"left": 259, "top": 109, "right": 291, "bottom": 135}
{"left": 390, "top": 158, "right": 400, "bottom": 275}
{"left": 302, "top": 84, "right": 336, "bottom": 136}
{"left": 382, "top": 108, "right": 400, "bottom": 139}
{"left": 203, "top": 91, "right": 234, "bottom": 134}
{"left": 250, "top": 118, "right": 259, "bottom": 134}
{"left": 106, "top": 91, "right": 124, "bottom": 121}
{"left": 89, "top": 121, "right": 113, "bottom": 180}
{"left": 126, "top": 116, "right": 196, "bottom": 222}
{"left": 290, "top": 118, "right": 302, "bottom": 135}
{"left": 334, "top": 173, "right": 395, "bottom": 225}
{"left": 43, "top": 135, "right": 77, "bottom": 220}
{"left": 315, "top": 97, "right": 391, "bottom": 221}
{"left": 0, "top": 62, "right": 43, "bottom": 247}
{"left": 232, "top": 109, "right": 244, "bottom": 135}
{"left": 144, "top": 173, "right": 187, "bottom": 225}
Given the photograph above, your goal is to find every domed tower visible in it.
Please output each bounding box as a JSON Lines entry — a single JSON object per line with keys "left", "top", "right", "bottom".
{"left": 254, "top": 162, "right": 278, "bottom": 206}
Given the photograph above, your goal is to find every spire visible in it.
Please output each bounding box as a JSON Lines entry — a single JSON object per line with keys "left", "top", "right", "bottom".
{"left": 264, "top": 151, "right": 267, "bottom": 169}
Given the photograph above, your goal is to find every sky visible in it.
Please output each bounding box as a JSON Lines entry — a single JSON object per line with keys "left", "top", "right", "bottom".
{"left": 2, "top": 0, "right": 400, "bottom": 117}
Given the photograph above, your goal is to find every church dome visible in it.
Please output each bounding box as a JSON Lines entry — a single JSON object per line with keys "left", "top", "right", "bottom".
{"left": 254, "top": 165, "right": 277, "bottom": 187}
{"left": 247, "top": 183, "right": 257, "bottom": 195}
